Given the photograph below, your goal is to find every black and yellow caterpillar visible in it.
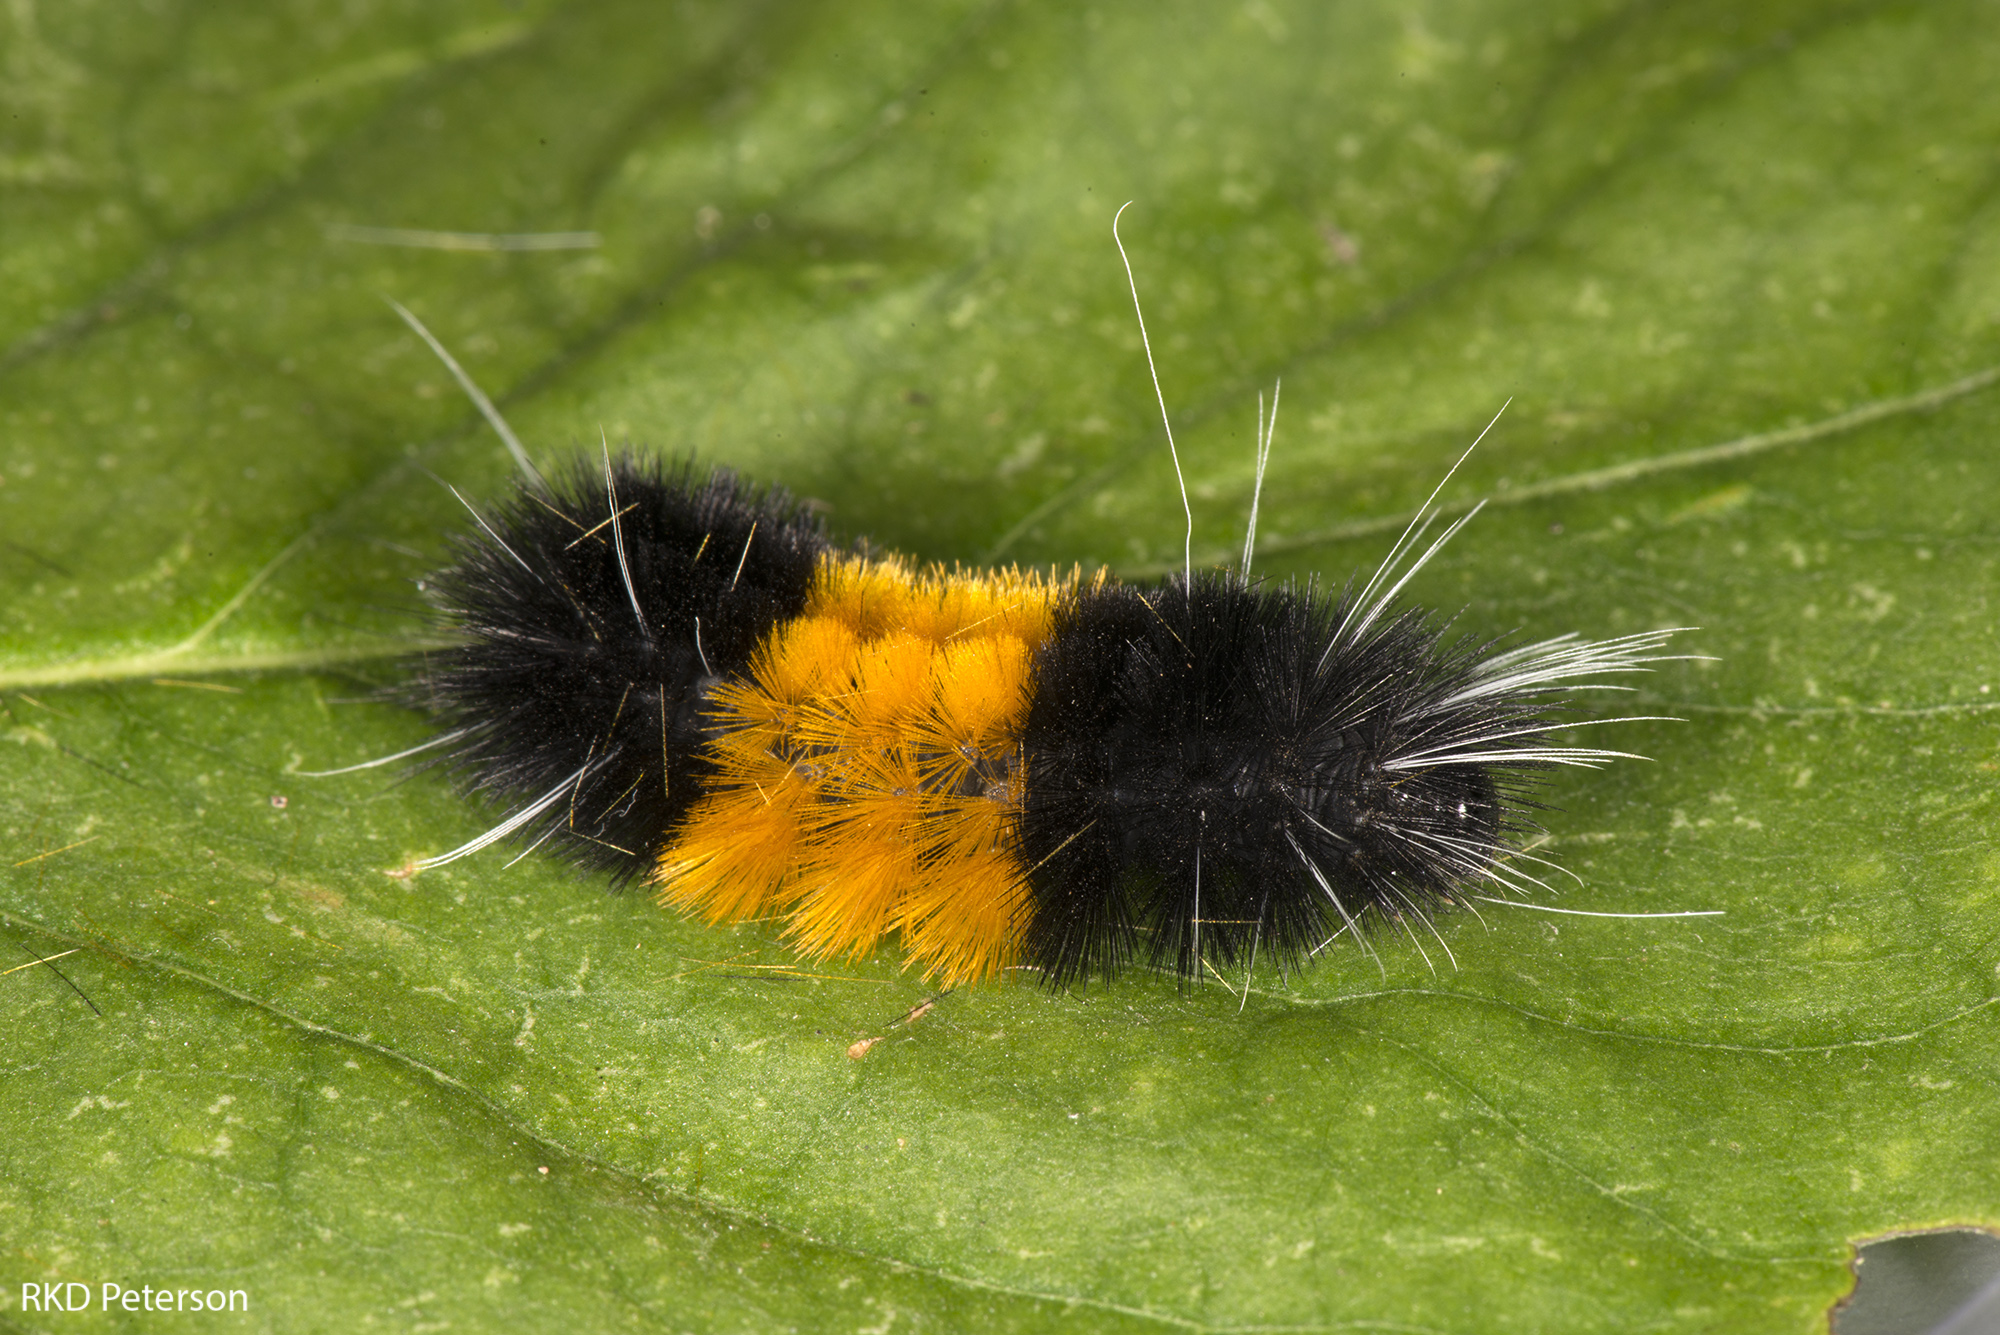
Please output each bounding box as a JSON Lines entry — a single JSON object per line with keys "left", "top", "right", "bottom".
{"left": 410, "top": 454, "right": 1675, "bottom": 989}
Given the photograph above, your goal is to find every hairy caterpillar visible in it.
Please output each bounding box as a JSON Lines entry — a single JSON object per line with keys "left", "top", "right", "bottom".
{"left": 368, "top": 220, "right": 1691, "bottom": 991}
{"left": 392, "top": 447, "right": 1682, "bottom": 990}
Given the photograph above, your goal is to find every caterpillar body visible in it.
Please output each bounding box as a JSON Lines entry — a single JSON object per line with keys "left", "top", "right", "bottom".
{"left": 408, "top": 452, "right": 1679, "bottom": 990}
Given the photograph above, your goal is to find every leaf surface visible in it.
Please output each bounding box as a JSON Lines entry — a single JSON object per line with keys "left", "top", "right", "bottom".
{"left": 5, "top": 2, "right": 1999, "bottom": 1330}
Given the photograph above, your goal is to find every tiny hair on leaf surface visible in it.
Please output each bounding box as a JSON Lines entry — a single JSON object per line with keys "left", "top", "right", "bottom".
{"left": 4, "top": 3, "right": 2000, "bottom": 1332}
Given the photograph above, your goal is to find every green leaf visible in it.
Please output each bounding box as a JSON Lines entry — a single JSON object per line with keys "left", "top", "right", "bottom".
{"left": 6, "top": 1, "right": 1999, "bottom": 1330}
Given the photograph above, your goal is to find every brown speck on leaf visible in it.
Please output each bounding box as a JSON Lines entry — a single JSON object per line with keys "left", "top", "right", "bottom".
{"left": 891, "top": 996, "right": 940, "bottom": 1029}
{"left": 1318, "top": 221, "right": 1360, "bottom": 265}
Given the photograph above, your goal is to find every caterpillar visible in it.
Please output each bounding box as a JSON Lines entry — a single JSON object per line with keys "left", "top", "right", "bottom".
{"left": 372, "top": 211, "right": 1689, "bottom": 992}
{"left": 398, "top": 443, "right": 1680, "bottom": 991}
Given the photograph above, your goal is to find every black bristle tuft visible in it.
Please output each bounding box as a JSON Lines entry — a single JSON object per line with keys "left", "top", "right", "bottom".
{"left": 410, "top": 456, "right": 829, "bottom": 882}
{"left": 1018, "top": 572, "right": 1560, "bottom": 988}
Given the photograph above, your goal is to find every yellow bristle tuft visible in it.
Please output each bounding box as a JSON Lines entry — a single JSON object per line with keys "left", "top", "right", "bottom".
{"left": 654, "top": 769, "right": 811, "bottom": 920}
{"left": 809, "top": 632, "right": 937, "bottom": 738}
{"left": 809, "top": 554, "right": 918, "bottom": 643}
{"left": 924, "top": 636, "right": 1035, "bottom": 758}
{"left": 748, "top": 615, "right": 861, "bottom": 709}
{"left": 894, "top": 845, "right": 1025, "bottom": 986}
{"left": 651, "top": 551, "right": 1072, "bottom": 987}
{"left": 786, "top": 802, "right": 921, "bottom": 961}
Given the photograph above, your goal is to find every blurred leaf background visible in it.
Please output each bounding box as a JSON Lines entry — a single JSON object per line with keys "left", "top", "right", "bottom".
{"left": 4, "top": 0, "right": 1999, "bottom": 1331}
